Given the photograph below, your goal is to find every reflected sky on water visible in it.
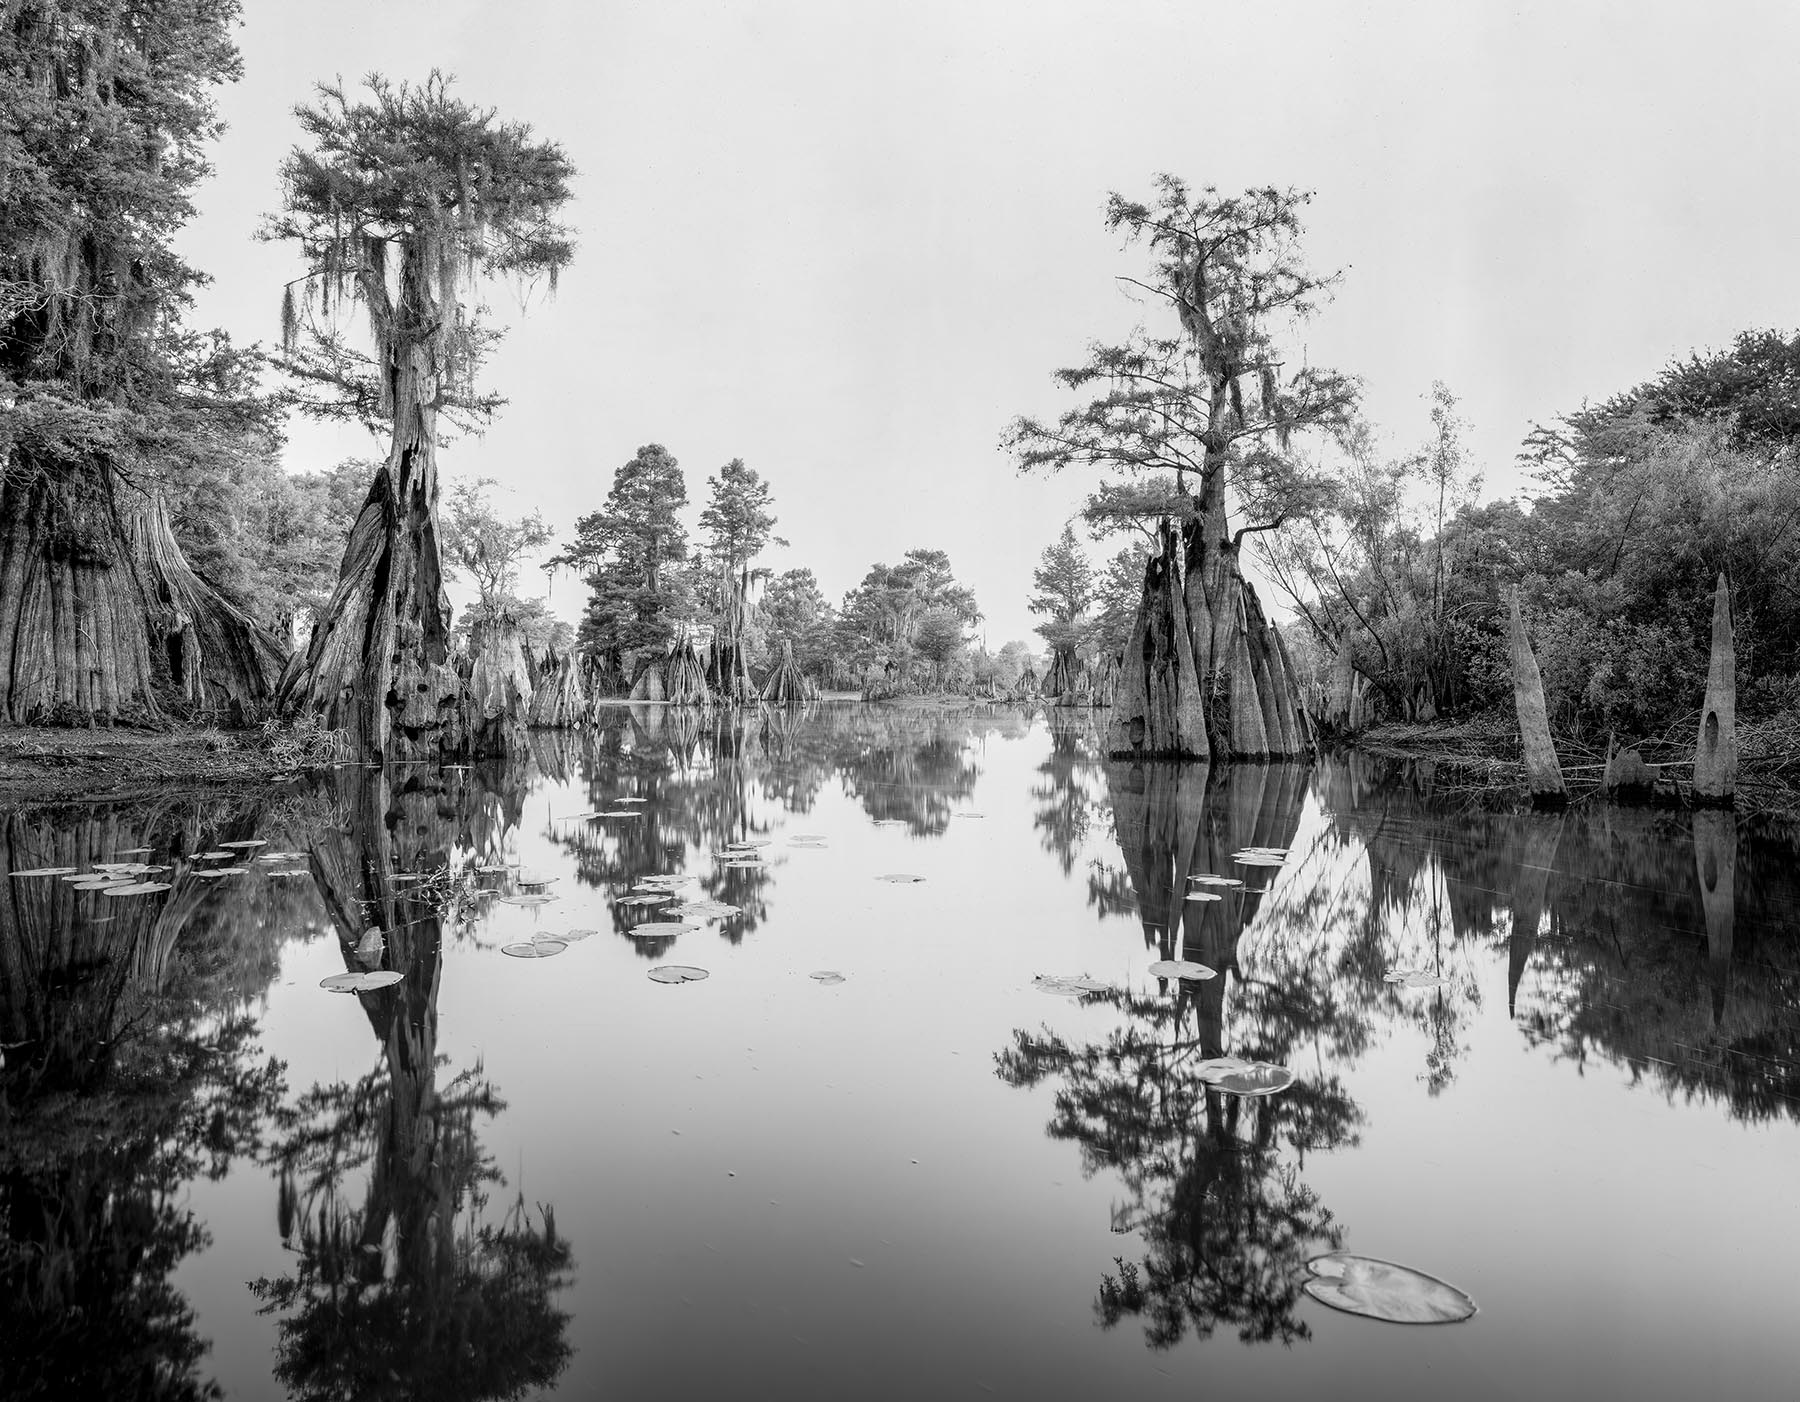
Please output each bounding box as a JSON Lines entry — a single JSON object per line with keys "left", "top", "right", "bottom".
{"left": 3, "top": 705, "right": 1798, "bottom": 1400}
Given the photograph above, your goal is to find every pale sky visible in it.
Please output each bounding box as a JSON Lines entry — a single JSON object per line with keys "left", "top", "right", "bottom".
{"left": 184, "top": 0, "right": 1800, "bottom": 644}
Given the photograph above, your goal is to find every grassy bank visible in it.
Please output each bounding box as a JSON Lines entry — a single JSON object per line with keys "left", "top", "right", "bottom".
{"left": 0, "top": 726, "right": 308, "bottom": 806}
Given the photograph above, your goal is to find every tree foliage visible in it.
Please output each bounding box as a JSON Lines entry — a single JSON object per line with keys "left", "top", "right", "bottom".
{"left": 1029, "top": 524, "right": 1096, "bottom": 652}
{"left": 553, "top": 444, "right": 691, "bottom": 670}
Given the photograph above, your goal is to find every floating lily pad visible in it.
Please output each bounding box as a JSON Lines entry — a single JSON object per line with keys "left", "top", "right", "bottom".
{"left": 597, "top": 810, "right": 642, "bottom": 818}
{"left": 11, "top": 867, "right": 79, "bottom": 878}
{"left": 618, "top": 893, "right": 671, "bottom": 907}
{"left": 194, "top": 868, "right": 246, "bottom": 878}
{"left": 218, "top": 840, "right": 267, "bottom": 850}
{"left": 498, "top": 894, "right": 558, "bottom": 906}
{"left": 726, "top": 840, "right": 771, "bottom": 850}
{"left": 630, "top": 920, "right": 699, "bottom": 937}
{"left": 1233, "top": 853, "right": 1286, "bottom": 868}
{"left": 503, "top": 940, "right": 567, "bottom": 959}
{"left": 790, "top": 834, "right": 828, "bottom": 842}
{"left": 1383, "top": 969, "right": 1450, "bottom": 989}
{"left": 320, "top": 970, "right": 405, "bottom": 992}
{"left": 475, "top": 864, "right": 511, "bottom": 874}
{"left": 616, "top": 796, "right": 648, "bottom": 804}
{"left": 266, "top": 870, "right": 309, "bottom": 879}
{"left": 196, "top": 851, "right": 235, "bottom": 860}
{"left": 517, "top": 874, "right": 558, "bottom": 886}
{"left": 955, "top": 812, "right": 985, "bottom": 818}
{"left": 114, "top": 848, "right": 153, "bottom": 856}
{"left": 674, "top": 900, "right": 740, "bottom": 919}
{"left": 256, "top": 851, "right": 307, "bottom": 862}
{"left": 103, "top": 881, "right": 172, "bottom": 897}
{"left": 1201, "top": 1060, "right": 1295, "bottom": 1097}
{"left": 648, "top": 964, "right": 709, "bottom": 983}
{"left": 875, "top": 874, "right": 925, "bottom": 884}
{"left": 1032, "top": 974, "right": 1112, "bottom": 997}
{"left": 1148, "top": 959, "right": 1217, "bottom": 981}
{"left": 1303, "top": 1253, "right": 1477, "bottom": 1324}
{"left": 559, "top": 928, "right": 598, "bottom": 943}
{"left": 1184, "top": 891, "right": 1223, "bottom": 902}
{"left": 809, "top": 970, "right": 846, "bottom": 984}
{"left": 70, "top": 879, "right": 129, "bottom": 891}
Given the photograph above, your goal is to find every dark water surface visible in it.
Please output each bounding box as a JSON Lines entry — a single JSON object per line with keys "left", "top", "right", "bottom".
{"left": 4, "top": 705, "right": 1799, "bottom": 1400}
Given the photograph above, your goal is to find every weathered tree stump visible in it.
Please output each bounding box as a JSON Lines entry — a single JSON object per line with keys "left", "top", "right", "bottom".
{"left": 1602, "top": 732, "right": 1658, "bottom": 802}
{"left": 1692, "top": 573, "right": 1737, "bottom": 807}
{"left": 1508, "top": 591, "right": 1566, "bottom": 807}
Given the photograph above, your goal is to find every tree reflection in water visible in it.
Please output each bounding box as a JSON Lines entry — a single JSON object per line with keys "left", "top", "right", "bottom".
{"left": 549, "top": 704, "right": 1008, "bottom": 954}
{"left": 251, "top": 768, "right": 573, "bottom": 1402}
{"left": 999, "top": 758, "right": 1361, "bottom": 1348}
{"left": 0, "top": 795, "right": 294, "bottom": 1400}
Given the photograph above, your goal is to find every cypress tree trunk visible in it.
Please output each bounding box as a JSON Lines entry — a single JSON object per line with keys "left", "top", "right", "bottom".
{"left": 0, "top": 458, "right": 282, "bottom": 725}
{"left": 464, "top": 614, "right": 534, "bottom": 755}
{"left": 1508, "top": 591, "right": 1567, "bottom": 807}
{"left": 1109, "top": 487, "right": 1312, "bottom": 763}
{"left": 277, "top": 339, "right": 462, "bottom": 761}
{"left": 1692, "top": 573, "right": 1737, "bottom": 806}
{"left": 528, "top": 649, "right": 587, "bottom": 728}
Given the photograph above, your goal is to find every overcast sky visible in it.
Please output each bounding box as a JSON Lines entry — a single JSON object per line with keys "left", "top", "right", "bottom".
{"left": 183, "top": 0, "right": 1800, "bottom": 645}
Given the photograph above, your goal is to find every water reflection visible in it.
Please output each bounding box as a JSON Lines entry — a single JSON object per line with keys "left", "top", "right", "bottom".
{"left": 1321, "top": 754, "right": 1800, "bottom": 1122}
{"left": 251, "top": 767, "right": 574, "bottom": 1400}
{"left": 549, "top": 704, "right": 1013, "bottom": 955}
{"left": 999, "top": 758, "right": 1360, "bottom": 1348}
{"left": 1002, "top": 738, "right": 1800, "bottom": 1354}
{"left": 0, "top": 797, "right": 288, "bottom": 1400}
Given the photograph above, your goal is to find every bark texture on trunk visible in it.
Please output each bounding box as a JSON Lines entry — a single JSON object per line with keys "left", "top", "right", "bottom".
{"left": 0, "top": 459, "right": 282, "bottom": 725}
{"left": 464, "top": 615, "right": 533, "bottom": 756}
{"left": 528, "top": 649, "right": 586, "bottom": 728}
{"left": 1692, "top": 573, "right": 1737, "bottom": 806}
{"left": 1043, "top": 644, "right": 1078, "bottom": 699}
{"left": 666, "top": 632, "right": 711, "bottom": 705}
{"left": 278, "top": 345, "right": 461, "bottom": 761}
{"left": 1108, "top": 495, "right": 1313, "bottom": 762}
{"left": 1106, "top": 520, "right": 1209, "bottom": 761}
{"left": 628, "top": 662, "right": 665, "bottom": 702}
{"left": 1508, "top": 591, "right": 1566, "bottom": 807}
{"left": 762, "top": 638, "right": 810, "bottom": 706}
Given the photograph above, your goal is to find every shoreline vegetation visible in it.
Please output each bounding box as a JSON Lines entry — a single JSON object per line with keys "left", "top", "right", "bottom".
{"left": 6, "top": 702, "right": 1799, "bottom": 817}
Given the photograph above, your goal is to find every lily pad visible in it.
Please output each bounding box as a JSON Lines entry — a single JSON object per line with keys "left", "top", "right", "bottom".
{"left": 194, "top": 868, "right": 246, "bottom": 878}
{"left": 218, "top": 840, "right": 267, "bottom": 849}
{"left": 630, "top": 920, "right": 699, "bottom": 937}
{"left": 618, "top": 893, "right": 671, "bottom": 907}
{"left": 875, "top": 873, "right": 925, "bottom": 884}
{"left": 319, "top": 970, "right": 405, "bottom": 992}
{"left": 725, "top": 840, "right": 772, "bottom": 850}
{"left": 196, "top": 851, "right": 236, "bottom": 860}
{"left": 1233, "top": 853, "right": 1286, "bottom": 868}
{"left": 1383, "top": 969, "right": 1450, "bottom": 989}
{"left": 102, "top": 882, "right": 172, "bottom": 897}
{"left": 475, "top": 863, "right": 511, "bottom": 874}
{"left": 674, "top": 900, "right": 740, "bottom": 919}
{"left": 790, "top": 834, "right": 828, "bottom": 842}
{"left": 11, "top": 867, "right": 79, "bottom": 878}
{"left": 559, "top": 928, "right": 599, "bottom": 943}
{"left": 498, "top": 894, "right": 558, "bottom": 906}
{"left": 1302, "top": 1253, "right": 1477, "bottom": 1324}
{"left": 648, "top": 964, "right": 709, "bottom": 983}
{"left": 1202, "top": 1061, "right": 1295, "bottom": 1097}
{"left": 597, "top": 810, "right": 642, "bottom": 818}
{"left": 1147, "top": 959, "right": 1217, "bottom": 981}
{"left": 256, "top": 851, "right": 307, "bottom": 862}
{"left": 517, "top": 873, "right": 558, "bottom": 886}
{"left": 503, "top": 940, "right": 567, "bottom": 959}
{"left": 1184, "top": 891, "right": 1223, "bottom": 902}
{"left": 114, "top": 848, "right": 153, "bottom": 856}
{"left": 809, "top": 970, "right": 846, "bottom": 984}
{"left": 1032, "top": 974, "right": 1112, "bottom": 997}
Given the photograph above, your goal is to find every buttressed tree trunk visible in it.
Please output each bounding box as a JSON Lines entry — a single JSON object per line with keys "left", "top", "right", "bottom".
{"left": 278, "top": 334, "right": 461, "bottom": 761}
{"left": 464, "top": 614, "right": 534, "bottom": 755}
{"left": 1106, "top": 519, "right": 1208, "bottom": 761}
{"left": 0, "top": 463, "right": 281, "bottom": 725}
{"left": 528, "top": 649, "right": 587, "bottom": 728}
{"left": 1508, "top": 591, "right": 1566, "bottom": 807}
{"left": 1107, "top": 492, "right": 1313, "bottom": 763}
{"left": 1692, "top": 573, "right": 1737, "bottom": 806}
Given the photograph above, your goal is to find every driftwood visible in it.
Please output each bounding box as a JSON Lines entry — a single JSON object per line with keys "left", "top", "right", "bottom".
{"left": 1692, "top": 573, "right": 1737, "bottom": 806}
{"left": 1508, "top": 591, "right": 1566, "bottom": 807}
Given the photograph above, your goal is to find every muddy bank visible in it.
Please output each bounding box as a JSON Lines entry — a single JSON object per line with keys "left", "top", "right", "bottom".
{"left": 0, "top": 727, "right": 292, "bottom": 806}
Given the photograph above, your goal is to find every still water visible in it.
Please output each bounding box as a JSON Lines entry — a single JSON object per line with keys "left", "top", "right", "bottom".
{"left": 4, "top": 705, "right": 1798, "bottom": 1400}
